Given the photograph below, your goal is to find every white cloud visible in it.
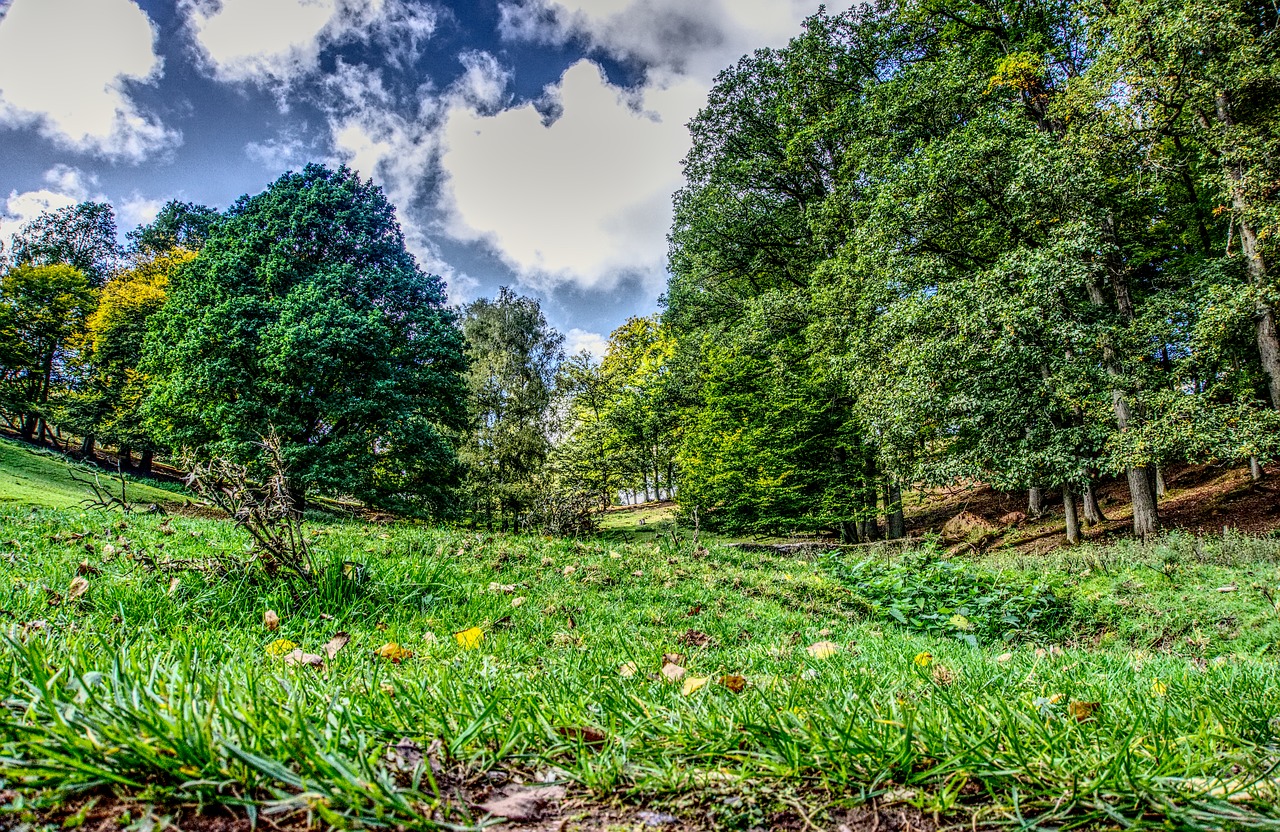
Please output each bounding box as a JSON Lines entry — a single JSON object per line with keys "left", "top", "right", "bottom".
{"left": 183, "top": 0, "right": 439, "bottom": 88}
{"left": 118, "top": 194, "right": 164, "bottom": 230}
{"left": 0, "top": 0, "right": 177, "bottom": 161}
{"left": 566, "top": 327, "right": 609, "bottom": 360}
{"left": 498, "top": 0, "right": 838, "bottom": 77}
{"left": 0, "top": 166, "right": 99, "bottom": 254}
{"left": 438, "top": 60, "right": 704, "bottom": 291}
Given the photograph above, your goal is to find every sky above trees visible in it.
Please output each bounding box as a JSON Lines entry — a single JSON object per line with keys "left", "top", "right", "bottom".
{"left": 0, "top": 0, "right": 843, "bottom": 351}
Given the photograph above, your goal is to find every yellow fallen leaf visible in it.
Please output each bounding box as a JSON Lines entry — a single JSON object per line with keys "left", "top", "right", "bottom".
{"left": 375, "top": 642, "right": 413, "bottom": 662}
{"left": 619, "top": 661, "right": 639, "bottom": 678}
{"left": 263, "top": 609, "right": 280, "bottom": 631}
{"left": 913, "top": 651, "right": 933, "bottom": 667}
{"left": 681, "top": 676, "right": 710, "bottom": 695}
{"left": 265, "top": 638, "right": 297, "bottom": 658}
{"left": 948, "top": 614, "right": 973, "bottom": 631}
{"left": 1152, "top": 678, "right": 1168, "bottom": 696}
{"left": 806, "top": 641, "right": 840, "bottom": 659}
{"left": 455, "top": 627, "right": 484, "bottom": 650}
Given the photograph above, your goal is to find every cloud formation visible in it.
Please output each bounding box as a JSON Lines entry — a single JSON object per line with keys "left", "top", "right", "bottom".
{"left": 0, "top": 0, "right": 177, "bottom": 161}
{"left": 438, "top": 60, "right": 703, "bottom": 291}
{"left": 0, "top": 166, "right": 99, "bottom": 253}
{"left": 183, "top": 0, "right": 439, "bottom": 88}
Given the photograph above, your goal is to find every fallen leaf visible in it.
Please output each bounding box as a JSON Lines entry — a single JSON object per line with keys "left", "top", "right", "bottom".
{"left": 455, "top": 627, "right": 484, "bottom": 650}
{"left": 681, "top": 676, "right": 710, "bottom": 695}
{"left": 719, "top": 674, "right": 747, "bottom": 693}
{"left": 556, "top": 726, "right": 607, "bottom": 747}
{"left": 374, "top": 642, "right": 413, "bottom": 662}
{"left": 948, "top": 614, "right": 974, "bottom": 631}
{"left": 68, "top": 576, "right": 90, "bottom": 601}
{"left": 932, "top": 665, "right": 956, "bottom": 685}
{"left": 660, "top": 662, "right": 687, "bottom": 682}
{"left": 479, "top": 784, "right": 566, "bottom": 821}
{"left": 1217, "top": 585, "right": 1238, "bottom": 593}
{"left": 806, "top": 641, "right": 840, "bottom": 659}
{"left": 913, "top": 651, "right": 933, "bottom": 667}
{"left": 632, "top": 570, "right": 643, "bottom": 577}
{"left": 76, "top": 561, "right": 100, "bottom": 576}
{"left": 265, "top": 638, "right": 298, "bottom": 658}
{"left": 679, "top": 629, "right": 714, "bottom": 648}
{"left": 167, "top": 576, "right": 181, "bottom": 595}
{"left": 385, "top": 738, "right": 422, "bottom": 771}
{"left": 284, "top": 649, "right": 324, "bottom": 668}
{"left": 263, "top": 609, "right": 280, "bottom": 631}
{"left": 563, "top": 565, "right": 576, "bottom": 576}
{"left": 996, "top": 652, "right": 1014, "bottom": 663}
{"left": 323, "top": 632, "right": 350, "bottom": 659}
{"left": 319, "top": 613, "right": 335, "bottom": 621}
{"left": 687, "top": 605, "right": 702, "bottom": 617}
{"left": 1068, "top": 701, "right": 1099, "bottom": 722}
{"left": 619, "top": 661, "right": 639, "bottom": 678}
{"left": 380, "top": 683, "right": 396, "bottom": 696}
{"left": 663, "top": 652, "right": 686, "bottom": 666}
{"left": 1152, "top": 678, "right": 1168, "bottom": 696}
{"left": 489, "top": 582, "right": 516, "bottom": 594}
{"left": 511, "top": 596, "right": 526, "bottom": 608}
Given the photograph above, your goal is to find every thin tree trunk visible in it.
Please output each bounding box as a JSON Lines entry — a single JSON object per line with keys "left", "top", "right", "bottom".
{"left": 1082, "top": 480, "right": 1107, "bottom": 525}
{"left": 1063, "top": 484, "right": 1081, "bottom": 545}
{"left": 1028, "top": 487, "right": 1044, "bottom": 517}
{"left": 80, "top": 434, "right": 95, "bottom": 459}
{"left": 886, "top": 479, "right": 906, "bottom": 540}
{"left": 1155, "top": 467, "right": 1167, "bottom": 499}
{"left": 839, "top": 520, "right": 860, "bottom": 544}
{"left": 119, "top": 445, "right": 132, "bottom": 469}
{"left": 1251, "top": 456, "right": 1265, "bottom": 481}
{"left": 139, "top": 449, "right": 153, "bottom": 476}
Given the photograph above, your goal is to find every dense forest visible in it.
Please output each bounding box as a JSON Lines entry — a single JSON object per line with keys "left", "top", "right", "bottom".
{"left": 1, "top": 0, "right": 1277, "bottom": 544}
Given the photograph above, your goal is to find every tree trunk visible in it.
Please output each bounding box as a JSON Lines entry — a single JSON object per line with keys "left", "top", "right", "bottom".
{"left": 1063, "top": 484, "right": 1081, "bottom": 545}
{"left": 1082, "top": 480, "right": 1107, "bottom": 525}
{"left": 119, "top": 445, "right": 132, "bottom": 469}
{"left": 1028, "top": 487, "right": 1044, "bottom": 517}
{"left": 80, "top": 434, "right": 96, "bottom": 459}
{"left": 1128, "top": 467, "right": 1159, "bottom": 541}
{"left": 1216, "top": 92, "right": 1280, "bottom": 410}
{"left": 1251, "top": 456, "right": 1265, "bottom": 482}
{"left": 1155, "top": 467, "right": 1167, "bottom": 499}
{"left": 139, "top": 449, "right": 153, "bottom": 476}
{"left": 839, "top": 520, "right": 860, "bottom": 544}
{"left": 886, "top": 479, "right": 906, "bottom": 540}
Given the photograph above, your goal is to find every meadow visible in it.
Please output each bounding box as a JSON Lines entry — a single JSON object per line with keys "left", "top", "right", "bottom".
{"left": 1, "top": 439, "right": 1279, "bottom": 830}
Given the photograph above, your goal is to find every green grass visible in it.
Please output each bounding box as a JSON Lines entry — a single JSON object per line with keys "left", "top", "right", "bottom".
{"left": 0, "top": 436, "right": 188, "bottom": 509}
{"left": 1, "top": 499, "right": 1279, "bottom": 829}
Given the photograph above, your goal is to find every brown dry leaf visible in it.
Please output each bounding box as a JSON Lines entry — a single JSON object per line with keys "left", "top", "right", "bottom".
{"left": 663, "top": 652, "right": 686, "bottom": 667}
{"left": 284, "top": 649, "right": 325, "bottom": 669}
{"left": 167, "top": 576, "right": 181, "bottom": 595}
{"left": 806, "top": 641, "right": 840, "bottom": 659}
{"left": 619, "top": 661, "right": 639, "bottom": 678}
{"left": 678, "top": 630, "right": 714, "bottom": 648}
{"left": 932, "top": 665, "right": 956, "bottom": 686}
{"left": 719, "top": 674, "right": 747, "bottom": 693}
{"left": 479, "top": 784, "right": 567, "bottom": 821}
{"left": 1068, "top": 700, "right": 1100, "bottom": 722}
{"left": 76, "top": 561, "right": 100, "bottom": 576}
{"left": 511, "top": 596, "right": 526, "bottom": 608}
{"left": 384, "top": 738, "right": 422, "bottom": 772}
{"left": 632, "top": 570, "right": 643, "bottom": 577}
{"left": 556, "top": 726, "right": 607, "bottom": 747}
{"left": 68, "top": 576, "right": 90, "bottom": 601}
{"left": 374, "top": 642, "right": 413, "bottom": 663}
{"left": 323, "top": 632, "right": 350, "bottom": 659}
{"left": 687, "top": 604, "right": 702, "bottom": 617}
{"left": 660, "top": 662, "right": 687, "bottom": 682}
{"left": 562, "top": 565, "right": 577, "bottom": 576}
{"left": 263, "top": 609, "right": 280, "bottom": 631}
{"left": 380, "top": 683, "right": 396, "bottom": 696}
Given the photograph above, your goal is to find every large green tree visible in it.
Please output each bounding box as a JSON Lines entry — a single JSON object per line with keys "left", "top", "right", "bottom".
{"left": 10, "top": 202, "right": 121, "bottom": 287}
{"left": 142, "top": 164, "right": 467, "bottom": 515}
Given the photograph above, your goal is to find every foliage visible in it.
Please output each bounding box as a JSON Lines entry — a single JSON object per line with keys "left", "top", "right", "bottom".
{"left": 125, "top": 200, "right": 219, "bottom": 256}
{"left": 141, "top": 164, "right": 467, "bottom": 515}
{"left": 8, "top": 201, "right": 121, "bottom": 286}
{"left": 458, "top": 287, "right": 564, "bottom": 528}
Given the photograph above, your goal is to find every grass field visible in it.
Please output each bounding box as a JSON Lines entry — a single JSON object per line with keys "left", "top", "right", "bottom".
{"left": 1, "top": 452, "right": 1280, "bottom": 830}
{"left": 0, "top": 437, "right": 188, "bottom": 510}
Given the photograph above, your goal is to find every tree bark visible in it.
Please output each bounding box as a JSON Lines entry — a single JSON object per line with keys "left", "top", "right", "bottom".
{"left": 139, "top": 449, "right": 153, "bottom": 476}
{"left": 886, "top": 479, "right": 906, "bottom": 540}
{"left": 119, "top": 445, "right": 132, "bottom": 469}
{"left": 1250, "top": 456, "right": 1265, "bottom": 482}
{"left": 1063, "top": 484, "right": 1081, "bottom": 545}
{"left": 1082, "top": 480, "right": 1107, "bottom": 525}
{"left": 1128, "top": 466, "right": 1159, "bottom": 541}
{"left": 1155, "top": 467, "right": 1167, "bottom": 499}
{"left": 1028, "top": 487, "right": 1044, "bottom": 517}
{"left": 80, "top": 434, "right": 96, "bottom": 459}
{"left": 839, "top": 520, "right": 860, "bottom": 544}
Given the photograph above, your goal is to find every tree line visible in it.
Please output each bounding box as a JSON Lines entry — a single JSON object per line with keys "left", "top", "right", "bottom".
{"left": 3, "top": 0, "right": 1276, "bottom": 541}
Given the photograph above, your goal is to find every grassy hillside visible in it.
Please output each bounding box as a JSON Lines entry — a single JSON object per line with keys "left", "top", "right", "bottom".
{"left": 1, "top": 495, "right": 1279, "bottom": 829}
{"left": 0, "top": 436, "right": 187, "bottom": 509}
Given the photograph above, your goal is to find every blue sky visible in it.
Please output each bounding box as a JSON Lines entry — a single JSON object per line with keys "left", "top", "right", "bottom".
{"left": 0, "top": 0, "right": 836, "bottom": 354}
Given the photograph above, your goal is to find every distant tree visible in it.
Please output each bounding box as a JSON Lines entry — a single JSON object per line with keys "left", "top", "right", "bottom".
{"left": 142, "top": 164, "right": 467, "bottom": 515}
{"left": 64, "top": 249, "right": 196, "bottom": 465}
{"left": 458, "top": 287, "right": 564, "bottom": 530}
{"left": 126, "top": 201, "right": 220, "bottom": 256}
{"left": 0, "top": 264, "right": 95, "bottom": 442}
{"left": 10, "top": 202, "right": 121, "bottom": 286}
